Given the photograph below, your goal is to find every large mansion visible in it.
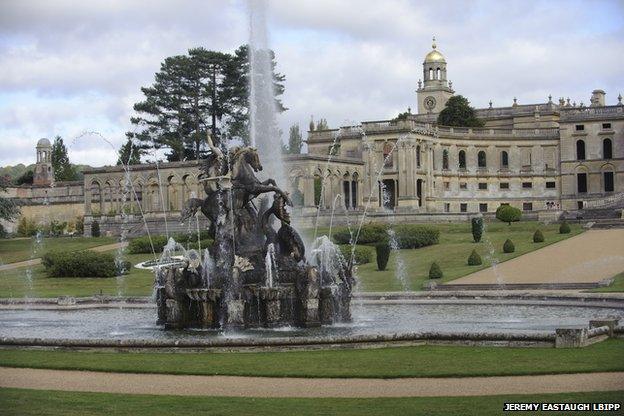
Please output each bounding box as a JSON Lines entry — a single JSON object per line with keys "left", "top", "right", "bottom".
{"left": 2, "top": 39, "right": 622, "bottom": 235}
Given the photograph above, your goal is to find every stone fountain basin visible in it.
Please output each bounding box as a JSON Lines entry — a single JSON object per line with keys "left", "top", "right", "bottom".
{"left": 1, "top": 301, "right": 622, "bottom": 347}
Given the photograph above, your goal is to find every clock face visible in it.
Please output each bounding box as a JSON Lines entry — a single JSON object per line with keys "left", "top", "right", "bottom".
{"left": 424, "top": 96, "right": 436, "bottom": 111}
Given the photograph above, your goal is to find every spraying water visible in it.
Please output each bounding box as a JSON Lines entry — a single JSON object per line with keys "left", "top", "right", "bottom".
{"left": 248, "top": 0, "right": 285, "bottom": 189}
{"left": 264, "top": 243, "right": 278, "bottom": 288}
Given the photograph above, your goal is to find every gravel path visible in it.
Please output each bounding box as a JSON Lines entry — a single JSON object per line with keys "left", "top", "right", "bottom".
{"left": 0, "top": 367, "right": 622, "bottom": 398}
{"left": 0, "top": 242, "right": 128, "bottom": 272}
{"left": 453, "top": 229, "right": 624, "bottom": 285}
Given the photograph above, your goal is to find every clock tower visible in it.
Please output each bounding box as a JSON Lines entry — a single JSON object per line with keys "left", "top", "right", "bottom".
{"left": 417, "top": 37, "right": 454, "bottom": 115}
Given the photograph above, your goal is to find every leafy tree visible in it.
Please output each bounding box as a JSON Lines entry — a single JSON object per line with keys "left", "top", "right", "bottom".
{"left": 316, "top": 118, "right": 329, "bottom": 130}
{"left": 15, "top": 170, "right": 34, "bottom": 185}
{"left": 495, "top": 205, "right": 522, "bottom": 225}
{"left": 437, "top": 95, "right": 484, "bottom": 127}
{"left": 309, "top": 116, "right": 315, "bottom": 132}
{"left": 117, "top": 137, "right": 142, "bottom": 166}
{"left": 283, "top": 123, "right": 302, "bottom": 154}
{"left": 51, "top": 136, "right": 77, "bottom": 181}
{"left": 0, "top": 176, "right": 19, "bottom": 222}
{"left": 128, "top": 45, "right": 286, "bottom": 159}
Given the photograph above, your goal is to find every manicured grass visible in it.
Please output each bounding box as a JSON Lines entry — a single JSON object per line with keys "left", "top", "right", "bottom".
{"left": 0, "top": 253, "right": 155, "bottom": 298}
{"left": 0, "top": 236, "right": 117, "bottom": 264}
{"left": 1, "top": 388, "right": 622, "bottom": 416}
{"left": 0, "top": 221, "right": 584, "bottom": 297}
{"left": 0, "top": 339, "right": 622, "bottom": 379}
{"left": 321, "top": 221, "right": 583, "bottom": 292}
{"left": 591, "top": 272, "right": 624, "bottom": 293}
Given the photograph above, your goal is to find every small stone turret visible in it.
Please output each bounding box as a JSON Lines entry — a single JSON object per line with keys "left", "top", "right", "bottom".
{"left": 590, "top": 89, "right": 606, "bottom": 107}
{"left": 34, "top": 138, "right": 54, "bottom": 186}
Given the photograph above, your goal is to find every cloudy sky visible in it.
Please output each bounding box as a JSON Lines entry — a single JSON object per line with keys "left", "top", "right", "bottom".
{"left": 0, "top": 0, "right": 622, "bottom": 167}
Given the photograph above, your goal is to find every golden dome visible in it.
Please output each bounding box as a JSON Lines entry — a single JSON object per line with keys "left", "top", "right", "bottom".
{"left": 424, "top": 37, "right": 446, "bottom": 63}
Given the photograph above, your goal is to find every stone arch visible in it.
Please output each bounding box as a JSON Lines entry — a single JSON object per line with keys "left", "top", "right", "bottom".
{"left": 89, "top": 180, "right": 103, "bottom": 215}
{"left": 575, "top": 164, "right": 589, "bottom": 194}
{"left": 600, "top": 163, "right": 615, "bottom": 192}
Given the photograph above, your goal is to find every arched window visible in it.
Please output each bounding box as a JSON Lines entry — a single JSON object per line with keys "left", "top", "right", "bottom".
{"left": 603, "top": 138, "right": 613, "bottom": 159}
{"left": 501, "top": 151, "right": 509, "bottom": 168}
{"left": 436, "top": 68, "right": 441, "bottom": 80}
{"left": 416, "top": 145, "right": 421, "bottom": 167}
{"left": 383, "top": 142, "right": 394, "bottom": 168}
{"left": 429, "top": 68, "right": 433, "bottom": 80}
{"left": 478, "top": 151, "right": 487, "bottom": 168}
{"left": 576, "top": 140, "right": 586, "bottom": 160}
{"left": 458, "top": 150, "right": 466, "bottom": 169}
{"left": 442, "top": 149, "right": 449, "bottom": 170}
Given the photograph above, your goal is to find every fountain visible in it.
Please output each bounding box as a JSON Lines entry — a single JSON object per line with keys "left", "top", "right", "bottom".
{"left": 155, "top": 135, "right": 354, "bottom": 329}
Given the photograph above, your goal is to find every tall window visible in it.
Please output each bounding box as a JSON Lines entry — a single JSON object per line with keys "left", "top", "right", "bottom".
{"left": 577, "top": 173, "right": 587, "bottom": 193}
{"left": 603, "top": 139, "right": 613, "bottom": 159}
{"left": 442, "top": 149, "right": 449, "bottom": 170}
{"left": 576, "top": 140, "right": 586, "bottom": 160}
{"left": 458, "top": 150, "right": 466, "bottom": 169}
{"left": 604, "top": 172, "right": 614, "bottom": 192}
{"left": 478, "top": 151, "right": 487, "bottom": 168}
{"left": 416, "top": 145, "right": 421, "bottom": 167}
{"left": 383, "top": 142, "right": 393, "bottom": 168}
{"left": 501, "top": 151, "right": 509, "bottom": 168}
{"left": 436, "top": 68, "right": 441, "bottom": 79}
{"left": 429, "top": 68, "right": 433, "bottom": 79}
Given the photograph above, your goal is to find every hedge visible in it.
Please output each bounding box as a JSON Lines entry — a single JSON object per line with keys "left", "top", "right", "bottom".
{"left": 338, "top": 245, "right": 373, "bottom": 265}
{"left": 128, "top": 231, "right": 214, "bottom": 254}
{"left": 334, "top": 224, "right": 439, "bottom": 249}
{"left": 42, "top": 250, "right": 130, "bottom": 278}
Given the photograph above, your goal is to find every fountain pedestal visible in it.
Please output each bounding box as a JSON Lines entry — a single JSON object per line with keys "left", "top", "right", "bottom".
{"left": 298, "top": 268, "right": 321, "bottom": 327}
{"left": 260, "top": 287, "right": 284, "bottom": 327}
{"left": 187, "top": 289, "right": 222, "bottom": 328}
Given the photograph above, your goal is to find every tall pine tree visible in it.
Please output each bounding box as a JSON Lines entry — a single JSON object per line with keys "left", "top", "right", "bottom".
{"left": 283, "top": 123, "right": 302, "bottom": 154}
{"left": 51, "top": 136, "right": 77, "bottom": 181}
{"left": 117, "top": 137, "right": 142, "bottom": 166}
{"left": 128, "top": 45, "right": 286, "bottom": 159}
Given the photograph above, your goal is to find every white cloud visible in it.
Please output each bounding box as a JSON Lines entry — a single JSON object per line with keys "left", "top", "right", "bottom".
{"left": 0, "top": 0, "right": 622, "bottom": 166}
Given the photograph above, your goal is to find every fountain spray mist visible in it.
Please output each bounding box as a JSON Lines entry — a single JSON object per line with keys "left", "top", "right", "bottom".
{"left": 248, "top": 0, "right": 286, "bottom": 189}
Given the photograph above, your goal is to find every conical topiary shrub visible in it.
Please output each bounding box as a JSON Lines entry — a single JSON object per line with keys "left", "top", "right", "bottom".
{"left": 503, "top": 238, "right": 515, "bottom": 253}
{"left": 559, "top": 221, "right": 571, "bottom": 234}
{"left": 375, "top": 242, "right": 391, "bottom": 271}
{"left": 467, "top": 249, "right": 482, "bottom": 266}
{"left": 471, "top": 217, "right": 483, "bottom": 243}
{"left": 429, "top": 262, "right": 443, "bottom": 279}
{"left": 533, "top": 229, "right": 545, "bottom": 243}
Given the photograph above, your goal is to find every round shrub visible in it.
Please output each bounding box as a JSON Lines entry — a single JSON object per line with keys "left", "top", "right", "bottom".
{"left": 495, "top": 205, "right": 522, "bottom": 225}
{"left": 338, "top": 245, "right": 372, "bottom": 265}
{"left": 42, "top": 250, "right": 130, "bottom": 278}
{"left": 503, "top": 239, "right": 515, "bottom": 253}
{"left": 467, "top": 249, "right": 482, "bottom": 266}
{"left": 559, "top": 221, "right": 571, "bottom": 234}
{"left": 429, "top": 262, "right": 443, "bottom": 279}
{"left": 533, "top": 229, "right": 545, "bottom": 243}
{"left": 91, "top": 220, "right": 101, "bottom": 237}
{"left": 375, "top": 242, "right": 391, "bottom": 271}
{"left": 471, "top": 217, "right": 483, "bottom": 243}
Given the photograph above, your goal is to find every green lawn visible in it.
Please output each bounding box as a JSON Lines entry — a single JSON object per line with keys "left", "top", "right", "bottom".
{"left": 591, "top": 272, "right": 624, "bottom": 293}
{"left": 0, "top": 253, "right": 155, "bottom": 298}
{"left": 323, "top": 221, "right": 583, "bottom": 292}
{"left": 0, "top": 236, "right": 117, "bottom": 264}
{"left": 1, "top": 339, "right": 622, "bottom": 379}
{"left": 0, "top": 221, "right": 584, "bottom": 298}
{"left": 1, "top": 388, "right": 621, "bottom": 416}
